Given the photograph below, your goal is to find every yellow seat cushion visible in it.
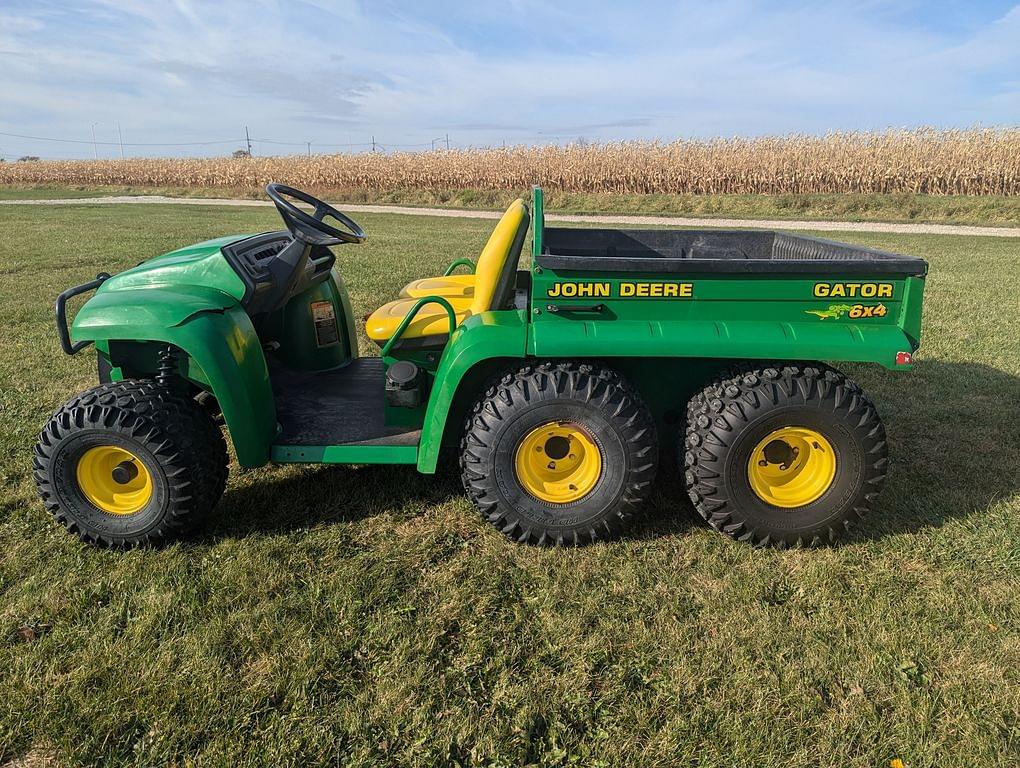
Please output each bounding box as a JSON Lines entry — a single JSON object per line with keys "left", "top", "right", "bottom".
{"left": 365, "top": 296, "right": 472, "bottom": 343}
{"left": 399, "top": 274, "right": 475, "bottom": 299}
{"left": 366, "top": 199, "right": 528, "bottom": 345}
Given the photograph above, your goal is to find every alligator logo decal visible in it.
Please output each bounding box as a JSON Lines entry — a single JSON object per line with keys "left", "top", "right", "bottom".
{"left": 805, "top": 304, "right": 854, "bottom": 320}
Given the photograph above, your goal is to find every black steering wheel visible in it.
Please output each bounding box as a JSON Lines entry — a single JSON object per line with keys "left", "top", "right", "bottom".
{"left": 266, "top": 183, "right": 366, "bottom": 246}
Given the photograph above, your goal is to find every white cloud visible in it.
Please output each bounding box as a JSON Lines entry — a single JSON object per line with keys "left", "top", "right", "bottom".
{"left": 0, "top": 0, "right": 1017, "bottom": 159}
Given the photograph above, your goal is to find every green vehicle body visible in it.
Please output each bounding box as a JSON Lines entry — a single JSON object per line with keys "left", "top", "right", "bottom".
{"left": 67, "top": 187, "right": 925, "bottom": 474}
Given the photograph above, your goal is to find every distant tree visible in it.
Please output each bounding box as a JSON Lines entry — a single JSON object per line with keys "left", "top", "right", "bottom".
{"left": 18, "top": 155, "right": 40, "bottom": 162}
{"left": 233, "top": 149, "right": 251, "bottom": 159}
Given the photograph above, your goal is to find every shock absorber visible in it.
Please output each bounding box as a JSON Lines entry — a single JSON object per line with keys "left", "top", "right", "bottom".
{"left": 155, "top": 346, "right": 180, "bottom": 388}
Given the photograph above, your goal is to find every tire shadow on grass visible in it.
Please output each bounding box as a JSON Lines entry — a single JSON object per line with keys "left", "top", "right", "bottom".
{"left": 201, "top": 444, "right": 697, "bottom": 545}
{"left": 199, "top": 461, "right": 464, "bottom": 540}
{"left": 842, "top": 359, "right": 1020, "bottom": 542}
{"left": 615, "top": 471, "right": 699, "bottom": 543}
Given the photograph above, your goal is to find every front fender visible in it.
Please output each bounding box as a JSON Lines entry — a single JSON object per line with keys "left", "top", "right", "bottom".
{"left": 72, "top": 287, "right": 277, "bottom": 468}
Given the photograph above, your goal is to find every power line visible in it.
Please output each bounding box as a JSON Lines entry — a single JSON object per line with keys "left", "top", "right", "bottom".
{"left": 0, "top": 127, "right": 478, "bottom": 155}
{"left": 0, "top": 130, "right": 243, "bottom": 147}
{"left": 0, "top": 127, "right": 583, "bottom": 151}
{"left": 249, "top": 137, "right": 306, "bottom": 146}
{"left": 251, "top": 137, "right": 371, "bottom": 148}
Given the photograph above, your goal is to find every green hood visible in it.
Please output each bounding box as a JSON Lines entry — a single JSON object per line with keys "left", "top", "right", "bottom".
{"left": 97, "top": 234, "right": 252, "bottom": 303}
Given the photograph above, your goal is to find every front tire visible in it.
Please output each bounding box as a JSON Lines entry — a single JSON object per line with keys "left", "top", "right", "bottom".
{"left": 460, "top": 362, "right": 658, "bottom": 546}
{"left": 34, "top": 380, "right": 229, "bottom": 547}
{"left": 682, "top": 363, "right": 888, "bottom": 547}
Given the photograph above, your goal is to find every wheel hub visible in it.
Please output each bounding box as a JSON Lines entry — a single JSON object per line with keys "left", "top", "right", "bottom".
{"left": 762, "top": 438, "right": 797, "bottom": 468}
{"left": 76, "top": 446, "right": 153, "bottom": 515}
{"left": 110, "top": 460, "right": 140, "bottom": 485}
{"left": 747, "top": 427, "right": 836, "bottom": 508}
{"left": 514, "top": 421, "right": 603, "bottom": 504}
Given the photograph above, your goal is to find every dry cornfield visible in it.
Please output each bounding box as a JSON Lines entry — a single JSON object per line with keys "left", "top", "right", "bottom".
{"left": 1, "top": 128, "right": 1018, "bottom": 196}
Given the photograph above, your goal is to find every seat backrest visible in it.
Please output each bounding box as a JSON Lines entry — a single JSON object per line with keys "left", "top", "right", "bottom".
{"left": 470, "top": 199, "right": 530, "bottom": 315}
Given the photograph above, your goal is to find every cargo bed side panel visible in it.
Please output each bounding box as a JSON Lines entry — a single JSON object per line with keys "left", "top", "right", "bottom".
{"left": 529, "top": 270, "right": 923, "bottom": 370}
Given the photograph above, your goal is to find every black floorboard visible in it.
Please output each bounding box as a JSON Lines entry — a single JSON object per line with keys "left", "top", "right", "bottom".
{"left": 270, "top": 357, "right": 421, "bottom": 447}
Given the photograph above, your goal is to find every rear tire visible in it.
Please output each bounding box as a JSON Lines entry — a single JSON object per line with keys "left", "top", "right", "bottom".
{"left": 682, "top": 362, "right": 887, "bottom": 547}
{"left": 461, "top": 362, "right": 657, "bottom": 545}
{"left": 34, "top": 379, "right": 229, "bottom": 547}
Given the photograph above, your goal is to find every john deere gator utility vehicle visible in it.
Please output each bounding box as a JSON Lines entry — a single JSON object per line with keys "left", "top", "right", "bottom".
{"left": 35, "top": 185, "right": 927, "bottom": 548}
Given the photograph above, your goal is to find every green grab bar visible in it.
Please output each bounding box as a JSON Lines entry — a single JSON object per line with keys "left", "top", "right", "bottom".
{"left": 443, "top": 258, "right": 476, "bottom": 276}
{"left": 380, "top": 295, "right": 458, "bottom": 357}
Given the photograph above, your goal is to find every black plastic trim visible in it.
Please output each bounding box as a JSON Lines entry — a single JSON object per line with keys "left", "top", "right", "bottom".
{"left": 56, "top": 273, "right": 110, "bottom": 355}
{"left": 491, "top": 207, "right": 531, "bottom": 310}
{"left": 538, "top": 228, "right": 928, "bottom": 276}
{"left": 220, "top": 231, "right": 291, "bottom": 306}
{"left": 221, "top": 230, "right": 336, "bottom": 314}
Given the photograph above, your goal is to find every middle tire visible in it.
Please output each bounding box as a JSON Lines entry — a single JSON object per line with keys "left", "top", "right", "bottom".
{"left": 461, "top": 362, "right": 658, "bottom": 546}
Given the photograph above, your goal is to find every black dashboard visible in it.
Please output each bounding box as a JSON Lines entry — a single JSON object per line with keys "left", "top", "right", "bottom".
{"left": 221, "top": 231, "right": 335, "bottom": 314}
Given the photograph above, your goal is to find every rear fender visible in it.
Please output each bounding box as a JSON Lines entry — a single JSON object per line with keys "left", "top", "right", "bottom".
{"left": 72, "top": 287, "right": 276, "bottom": 467}
{"left": 414, "top": 310, "right": 528, "bottom": 473}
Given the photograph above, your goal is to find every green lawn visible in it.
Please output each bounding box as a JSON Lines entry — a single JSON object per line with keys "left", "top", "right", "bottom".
{"left": 0, "top": 203, "right": 1017, "bottom": 767}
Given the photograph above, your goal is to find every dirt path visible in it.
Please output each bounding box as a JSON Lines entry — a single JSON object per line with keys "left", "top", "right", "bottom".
{"left": 4, "top": 195, "right": 1019, "bottom": 237}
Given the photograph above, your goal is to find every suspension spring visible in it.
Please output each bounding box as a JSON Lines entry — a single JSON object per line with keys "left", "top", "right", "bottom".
{"left": 155, "top": 346, "right": 179, "bottom": 388}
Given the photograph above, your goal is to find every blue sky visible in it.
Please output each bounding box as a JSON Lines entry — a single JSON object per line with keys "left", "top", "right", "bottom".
{"left": 0, "top": 0, "right": 1017, "bottom": 159}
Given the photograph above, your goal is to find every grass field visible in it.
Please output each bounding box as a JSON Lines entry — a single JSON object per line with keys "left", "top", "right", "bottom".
{"left": 0, "top": 202, "right": 1017, "bottom": 767}
{"left": 3, "top": 183, "right": 1020, "bottom": 227}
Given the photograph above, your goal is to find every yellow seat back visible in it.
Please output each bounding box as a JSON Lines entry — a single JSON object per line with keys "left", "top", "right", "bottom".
{"left": 470, "top": 200, "right": 529, "bottom": 315}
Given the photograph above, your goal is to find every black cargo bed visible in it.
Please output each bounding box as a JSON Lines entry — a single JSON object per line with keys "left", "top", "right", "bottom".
{"left": 539, "top": 228, "right": 927, "bottom": 275}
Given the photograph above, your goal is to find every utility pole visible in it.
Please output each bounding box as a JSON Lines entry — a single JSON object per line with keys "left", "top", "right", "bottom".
{"left": 90, "top": 122, "right": 99, "bottom": 160}
{"left": 371, "top": 135, "right": 376, "bottom": 153}
{"left": 245, "top": 126, "right": 252, "bottom": 156}
{"left": 117, "top": 122, "right": 124, "bottom": 159}
{"left": 445, "top": 133, "right": 450, "bottom": 150}
{"left": 306, "top": 141, "right": 311, "bottom": 157}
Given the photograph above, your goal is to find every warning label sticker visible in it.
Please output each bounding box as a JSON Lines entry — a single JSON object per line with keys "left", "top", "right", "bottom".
{"left": 310, "top": 300, "right": 339, "bottom": 347}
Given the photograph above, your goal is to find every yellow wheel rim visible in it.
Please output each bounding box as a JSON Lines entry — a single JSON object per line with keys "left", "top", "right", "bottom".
{"left": 747, "top": 427, "right": 837, "bottom": 508}
{"left": 514, "top": 421, "right": 603, "bottom": 504}
{"left": 75, "top": 446, "right": 153, "bottom": 515}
